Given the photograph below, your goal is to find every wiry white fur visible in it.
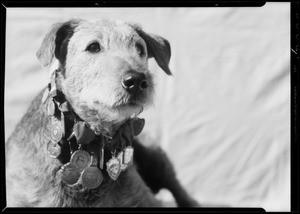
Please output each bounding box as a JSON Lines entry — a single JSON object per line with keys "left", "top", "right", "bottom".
{"left": 58, "top": 19, "right": 153, "bottom": 133}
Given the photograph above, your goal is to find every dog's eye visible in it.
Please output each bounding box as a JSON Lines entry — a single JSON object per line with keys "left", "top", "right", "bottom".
{"left": 86, "top": 42, "right": 101, "bottom": 53}
{"left": 135, "top": 43, "right": 145, "bottom": 57}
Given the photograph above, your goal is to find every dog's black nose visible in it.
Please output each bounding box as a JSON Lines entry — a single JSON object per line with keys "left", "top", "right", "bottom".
{"left": 122, "top": 71, "right": 148, "bottom": 92}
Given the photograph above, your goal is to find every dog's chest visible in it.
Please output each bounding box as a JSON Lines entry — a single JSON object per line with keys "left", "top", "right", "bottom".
{"left": 49, "top": 167, "right": 141, "bottom": 207}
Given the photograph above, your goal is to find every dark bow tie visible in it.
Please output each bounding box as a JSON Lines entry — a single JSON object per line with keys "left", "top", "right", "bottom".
{"left": 72, "top": 118, "right": 145, "bottom": 149}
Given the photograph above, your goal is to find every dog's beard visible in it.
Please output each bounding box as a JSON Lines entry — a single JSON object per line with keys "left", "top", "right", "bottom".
{"left": 75, "top": 102, "right": 144, "bottom": 135}
{"left": 71, "top": 89, "right": 153, "bottom": 135}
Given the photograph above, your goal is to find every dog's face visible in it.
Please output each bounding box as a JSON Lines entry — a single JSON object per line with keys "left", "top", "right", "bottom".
{"left": 37, "top": 18, "right": 171, "bottom": 133}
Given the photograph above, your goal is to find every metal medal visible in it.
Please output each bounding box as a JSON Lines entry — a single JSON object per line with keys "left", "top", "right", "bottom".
{"left": 50, "top": 119, "right": 63, "bottom": 143}
{"left": 81, "top": 166, "right": 103, "bottom": 189}
{"left": 106, "top": 156, "right": 122, "bottom": 180}
{"left": 123, "top": 146, "right": 134, "bottom": 165}
{"left": 70, "top": 150, "right": 91, "bottom": 172}
{"left": 47, "top": 99, "right": 55, "bottom": 116}
{"left": 59, "top": 163, "right": 81, "bottom": 186}
{"left": 47, "top": 141, "right": 61, "bottom": 158}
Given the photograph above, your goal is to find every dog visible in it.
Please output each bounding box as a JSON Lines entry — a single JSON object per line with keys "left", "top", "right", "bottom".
{"left": 5, "top": 18, "right": 199, "bottom": 207}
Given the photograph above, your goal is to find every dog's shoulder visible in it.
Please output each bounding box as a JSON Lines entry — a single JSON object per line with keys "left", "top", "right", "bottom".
{"left": 5, "top": 88, "right": 61, "bottom": 207}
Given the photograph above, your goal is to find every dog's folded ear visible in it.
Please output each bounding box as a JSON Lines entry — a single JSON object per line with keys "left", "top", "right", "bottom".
{"left": 36, "top": 22, "right": 63, "bottom": 67}
{"left": 129, "top": 24, "right": 172, "bottom": 75}
{"left": 36, "top": 19, "right": 81, "bottom": 67}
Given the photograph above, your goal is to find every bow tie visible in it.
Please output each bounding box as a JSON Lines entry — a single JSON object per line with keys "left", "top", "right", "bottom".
{"left": 71, "top": 118, "right": 145, "bottom": 149}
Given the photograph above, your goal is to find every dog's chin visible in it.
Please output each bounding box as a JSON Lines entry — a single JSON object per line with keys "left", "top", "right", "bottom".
{"left": 112, "top": 99, "right": 147, "bottom": 120}
{"left": 73, "top": 92, "right": 152, "bottom": 134}
{"left": 113, "top": 91, "right": 152, "bottom": 112}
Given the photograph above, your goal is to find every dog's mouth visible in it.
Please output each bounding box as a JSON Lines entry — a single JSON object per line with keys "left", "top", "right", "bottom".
{"left": 76, "top": 93, "right": 149, "bottom": 133}
{"left": 126, "top": 92, "right": 149, "bottom": 106}
{"left": 115, "top": 89, "right": 153, "bottom": 111}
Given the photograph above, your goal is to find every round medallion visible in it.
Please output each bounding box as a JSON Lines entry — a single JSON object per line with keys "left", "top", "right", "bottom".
{"left": 59, "top": 163, "right": 81, "bottom": 186}
{"left": 47, "top": 141, "right": 61, "bottom": 158}
{"left": 50, "top": 120, "right": 63, "bottom": 143}
{"left": 70, "top": 150, "right": 91, "bottom": 172}
{"left": 81, "top": 166, "right": 103, "bottom": 189}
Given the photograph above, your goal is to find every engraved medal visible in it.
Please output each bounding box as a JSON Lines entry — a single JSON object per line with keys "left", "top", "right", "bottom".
{"left": 123, "top": 146, "right": 134, "bottom": 165}
{"left": 81, "top": 154, "right": 103, "bottom": 189}
{"left": 50, "top": 119, "right": 63, "bottom": 143}
{"left": 106, "top": 156, "right": 121, "bottom": 180}
{"left": 70, "top": 150, "right": 91, "bottom": 172}
{"left": 59, "top": 163, "right": 81, "bottom": 186}
{"left": 47, "top": 99, "right": 55, "bottom": 116}
{"left": 81, "top": 166, "right": 103, "bottom": 189}
{"left": 47, "top": 141, "right": 61, "bottom": 158}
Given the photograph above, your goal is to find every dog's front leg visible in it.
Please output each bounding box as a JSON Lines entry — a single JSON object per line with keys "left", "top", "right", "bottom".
{"left": 109, "top": 166, "right": 162, "bottom": 207}
{"left": 132, "top": 139, "right": 200, "bottom": 207}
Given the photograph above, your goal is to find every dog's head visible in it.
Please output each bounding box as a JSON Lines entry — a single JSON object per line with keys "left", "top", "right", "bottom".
{"left": 37, "top": 18, "right": 171, "bottom": 133}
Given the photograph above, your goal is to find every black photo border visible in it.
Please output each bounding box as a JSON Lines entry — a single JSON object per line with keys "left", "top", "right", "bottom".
{"left": 0, "top": 1, "right": 298, "bottom": 213}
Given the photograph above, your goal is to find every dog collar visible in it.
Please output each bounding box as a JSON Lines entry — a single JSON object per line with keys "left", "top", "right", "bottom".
{"left": 43, "top": 69, "right": 145, "bottom": 190}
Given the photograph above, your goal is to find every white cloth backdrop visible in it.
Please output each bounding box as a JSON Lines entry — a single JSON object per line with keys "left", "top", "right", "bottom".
{"left": 5, "top": 3, "right": 290, "bottom": 211}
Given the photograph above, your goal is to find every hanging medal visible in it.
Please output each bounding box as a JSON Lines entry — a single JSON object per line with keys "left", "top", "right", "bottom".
{"left": 58, "top": 162, "right": 81, "bottom": 186}
{"left": 47, "top": 98, "right": 56, "bottom": 116}
{"left": 123, "top": 146, "right": 134, "bottom": 165}
{"left": 81, "top": 153, "right": 103, "bottom": 189}
{"left": 47, "top": 140, "right": 61, "bottom": 158}
{"left": 50, "top": 117, "right": 63, "bottom": 143}
{"left": 70, "top": 148, "right": 91, "bottom": 173}
{"left": 106, "top": 151, "right": 122, "bottom": 180}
